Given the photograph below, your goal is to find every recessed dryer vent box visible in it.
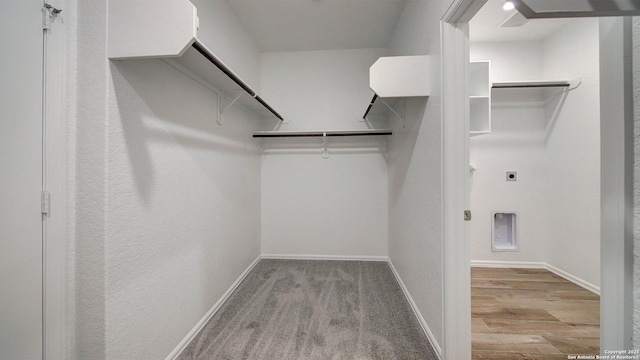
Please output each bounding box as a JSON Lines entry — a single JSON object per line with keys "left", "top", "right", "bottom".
{"left": 492, "top": 211, "right": 518, "bottom": 252}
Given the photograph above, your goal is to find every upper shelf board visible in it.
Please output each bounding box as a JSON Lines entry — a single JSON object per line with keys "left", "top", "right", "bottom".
{"left": 364, "top": 55, "right": 430, "bottom": 119}
{"left": 167, "top": 42, "right": 283, "bottom": 120}
{"left": 107, "top": 0, "right": 283, "bottom": 121}
{"left": 108, "top": 0, "right": 198, "bottom": 60}
{"left": 369, "top": 56, "right": 431, "bottom": 98}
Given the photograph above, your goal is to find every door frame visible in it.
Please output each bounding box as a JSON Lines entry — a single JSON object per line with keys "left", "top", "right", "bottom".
{"left": 42, "top": 0, "right": 73, "bottom": 358}
{"left": 440, "top": 1, "right": 635, "bottom": 357}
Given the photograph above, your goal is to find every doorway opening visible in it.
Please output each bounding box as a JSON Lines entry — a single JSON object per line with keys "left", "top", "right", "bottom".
{"left": 468, "top": 1, "right": 601, "bottom": 356}
{"left": 441, "top": 0, "right": 634, "bottom": 358}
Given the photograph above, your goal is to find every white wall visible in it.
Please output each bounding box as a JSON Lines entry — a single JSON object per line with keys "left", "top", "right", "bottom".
{"left": 470, "top": 41, "right": 548, "bottom": 264}
{"left": 387, "top": 0, "right": 450, "bottom": 351}
{"left": 543, "top": 18, "right": 600, "bottom": 287}
{"left": 471, "top": 41, "right": 543, "bottom": 82}
{"left": 74, "top": 1, "right": 109, "bottom": 358}
{"left": 259, "top": 48, "right": 389, "bottom": 257}
{"left": 469, "top": 107, "right": 548, "bottom": 263}
{"left": 632, "top": 16, "right": 640, "bottom": 349}
{"left": 75, "top": 0, "right": 264, "bottom": 358}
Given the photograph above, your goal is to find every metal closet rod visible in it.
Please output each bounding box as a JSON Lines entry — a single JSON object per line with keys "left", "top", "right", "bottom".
{"left": 253, "top": 129, "right": 393, "bottom": 138}
{"left": 191, "top": 42, "right": 284, "bottom": 121}
{"left": 492, "top": 81, "right": 570, "bottom": 89}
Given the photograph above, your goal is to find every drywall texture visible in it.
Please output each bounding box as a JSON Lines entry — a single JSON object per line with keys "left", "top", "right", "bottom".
{"left": 75, "top": 1, "right": 264, "bottom": 358}
{"left": 387, "top": 0, "right": 447, "bottom": 350}
{"left": 543, "top": 18, "right": 600, "bottom": 288}
{"left": 633, "top": 16, "right": 640, "bottom": 350}
{"left": 260, "top": 48, "right": 389, "bottom": 257}
{"left": 107, "top": 60, "right": 261, "bottom": 360}
{"left": 470, "top": 41, "right": 548, "bottom": 264}
{"left": 259, "top": 48, "right": 387, "bottom": 131}
{"left": 469, "top": 107, "right": 548, "bottom": 263}
{"left": 74, "top": 1, "right": 108, "bottom": 358}
{"left": 471, "top": 41, "right": 543, "bottom": 82}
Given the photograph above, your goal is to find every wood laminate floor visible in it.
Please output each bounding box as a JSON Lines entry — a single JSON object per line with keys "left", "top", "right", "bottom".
{"left": 472, "top": 267, "right": 600, "bottom": 360}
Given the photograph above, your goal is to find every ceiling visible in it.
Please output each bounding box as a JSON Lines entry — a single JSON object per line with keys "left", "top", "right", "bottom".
{"left": 226, "top": 0, "right": 407, "bottom": 52}
{"left": 470, "top": 0, "right": 570, "bottom": 42}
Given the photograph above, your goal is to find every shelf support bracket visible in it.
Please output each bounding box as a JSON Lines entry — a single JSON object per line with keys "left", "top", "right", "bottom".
{"left": 217, "top": 91, "right": 244, "bottom": 126}
{"left": 379, "top": 98, "right": 405, "bottom": 128}
{"left": 566, "top": 77, "right": 582, "bottom": 91}
{"left": 321, "top": 132, "right": 330, "bottom": 159}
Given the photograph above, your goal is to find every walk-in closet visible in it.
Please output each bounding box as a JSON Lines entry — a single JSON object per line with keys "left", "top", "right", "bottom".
{"left": 2, "top": 0, "right": 638, "bottom": 359}
{"left": 76, "top": 0, "right": 443, "bottom": 358}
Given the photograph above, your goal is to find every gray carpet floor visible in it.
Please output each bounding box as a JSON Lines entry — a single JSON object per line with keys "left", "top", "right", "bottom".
{"left": 177, "top": 259, "right": 438, "bottom": 360}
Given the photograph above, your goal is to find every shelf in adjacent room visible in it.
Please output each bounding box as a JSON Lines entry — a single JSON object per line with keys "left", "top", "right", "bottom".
{"left": 107, "top": 0, "right": 283, "bottom": 121}
{"left": 253, "top": 129, "right": 393, "bottom": 138}
{"left": 469, "top": 61, "right": 491, "bottom": 135}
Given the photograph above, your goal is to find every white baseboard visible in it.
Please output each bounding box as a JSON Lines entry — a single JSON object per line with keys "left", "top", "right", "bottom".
{"left": 470, "top": 260, "right": 546, "bottom": 269}
{"left": 544, "top": 263, "right": 600, "bottom": 295}
{"left": 260, "top": 253, "right": 388, "bottom": 262}
{"left": 470, "top": 260, "right": 600, "bottom": 295}
{"left": 165, "top": 255, "right": 263, "bottom": 360}
{"left": 387, "top": 260, "right": 442, "bottom": 359}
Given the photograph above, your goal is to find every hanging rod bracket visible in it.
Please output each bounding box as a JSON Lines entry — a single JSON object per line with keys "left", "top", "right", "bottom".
{"left": 379, "top": 98, "right": 405, "bottom": 128}
{"left": 217, "top": 91, "right": 244, "bottom": 126}
{"left": 321, "top": 132, "right": 330, "bottom": 159}
{"left": 43, "top": 3, "right": 62, "bottom": 31}
{"left": 567, "top": 77, "right": 582, "bottom": 91}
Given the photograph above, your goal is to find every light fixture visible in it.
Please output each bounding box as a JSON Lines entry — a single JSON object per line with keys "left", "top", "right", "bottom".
{"left": 502, "top": 1, "right": 515, "bottom": 10}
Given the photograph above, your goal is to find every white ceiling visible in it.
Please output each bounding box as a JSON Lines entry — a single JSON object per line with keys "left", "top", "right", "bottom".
{"left": 470, "top": 0, "right": 570, "bottom": 42}
{"left": 226, "top": 0, "right": 407, "bottom": 52}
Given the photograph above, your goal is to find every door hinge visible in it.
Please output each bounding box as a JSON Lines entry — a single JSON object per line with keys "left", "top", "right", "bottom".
{"left": 42, "top": 3, "right": 62, "bottom": 32}
{"left": 464, "top": 210, "right": 472, "bottom": 221}
{"left": 41, "top": 191, "right": 50, "bottom": 215}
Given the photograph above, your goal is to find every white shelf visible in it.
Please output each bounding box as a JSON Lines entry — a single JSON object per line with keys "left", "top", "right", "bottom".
{"left": 470, "top": 97, "right": 491, "bottom": 133}
{"left": 167, "top": 42, "right": 282, "bottom": 119}
{"left": 469, "top": 61, "right": 491, "bottom": 134}
{"left": 363, "top": 56, "right": 430, "bottom": 120}
{"left": 107, "top": 0, "right": 283, "bottom": 121}
{"left": 470, "top": 61, "right": 490, "bottom": 97}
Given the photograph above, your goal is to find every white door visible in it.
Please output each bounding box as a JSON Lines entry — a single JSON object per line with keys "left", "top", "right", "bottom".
{"left": 0, "top": 1, "right": 44, "bottom": 358}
